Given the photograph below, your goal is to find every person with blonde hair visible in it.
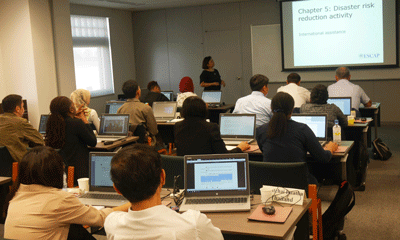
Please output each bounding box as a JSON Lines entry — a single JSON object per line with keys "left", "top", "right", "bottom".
{"left": 70, "top": 89, "right": 100, "bottom": 132}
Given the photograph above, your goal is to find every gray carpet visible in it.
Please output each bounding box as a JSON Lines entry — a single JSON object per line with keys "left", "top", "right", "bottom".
{"left": 1, "top": 126, "right": 399, "bottom": 239}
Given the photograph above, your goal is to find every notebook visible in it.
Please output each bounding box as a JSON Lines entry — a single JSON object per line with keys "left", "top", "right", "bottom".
{"left": 97, "top": 114, "right": 130, "bottom": 142}
{"left": 79, "top": 152, "right": 128, "bottom": 207}
{"left": 161, "top": 91, "right": 174, "bottom": 101}
{"left": 152, "top": 102, "right": 177, "bottom": 122}
{"left": 38, "top": 114, "right": 50, "bottom": 135}
{"left": 219, "top": 113, "right": 256, "bottom": 145}
{"left": 291, "top": 114, "right": 328, "bottom": 145}
{"left": 105, "top": 101, "right": 125, "bottom": 114}
{"left": 202, "top": 91, "right": 222, "bottom": 104}
{"left": 327, "top": 97, "right": 352, "bottom": 115}
{"left": 179, "top": 153, "right": 251, "bottom": 213}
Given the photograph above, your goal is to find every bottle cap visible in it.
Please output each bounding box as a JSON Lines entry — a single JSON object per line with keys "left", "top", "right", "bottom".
{"left": 334, "top": 119, "right": 339, "bottom": 124}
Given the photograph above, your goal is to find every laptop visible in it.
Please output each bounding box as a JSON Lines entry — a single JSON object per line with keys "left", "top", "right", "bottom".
{"left": 152, "top": 102, "right": 177, "bottom": 122}
{"left": 202, "top": 91, "right": 222, "bottom": 106}
{"left": 161, "top": 91, "right": 174, "bottom": 101}
{"left": 219, "top": 113, "right": 256, "bottom": 146}
{"left": 97, "top": 114, "right": 130, "bottom": 142}
{"left": 179, "top": 153, "right": 251, "bottom": 213}
{"left": 79, "top": 152, "right": 128, "bottom": 207}
{"left": 105, "top": 101, "right": 125, "bottom": 114}
{"left": 291, "top": 114, "right": 328, "bottom": 145}
{"left": 327, "top": 97, "right": 352, "bottom": 115}
{"left": 38, "top": 114, "right": 50, "bottom": 135}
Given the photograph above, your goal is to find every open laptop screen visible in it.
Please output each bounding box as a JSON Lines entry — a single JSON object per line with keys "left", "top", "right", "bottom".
{"left": 291, "top": 114, "right": 327, "bottom": 140}
{"left": 219, "top": 114, "right": 256, "bottom": 138}
{"left": 202, "top": 91, "right": 222, "bottom": 104}
{"left": 98, "top": 114, "right": 129, "bottom": 136}
{"left": 161, "top": 91, "right": 173, "bottom": 101}
{"left": 89, "top": 152, "right": 116, "bottom": 191}
{"left": 38, "top": 114, "right": 50, "bottom": 134}
{"left": 105, "top": 101, "right": 125, "bottom": 114}
{"left": 184, "top": 153, "right": 249, "bottom": 197}
{"left": 327, "top": 97, "right": 352, "bottom": 115}
{"left": 152, "top": 102, "right": 177, "bottom": 118}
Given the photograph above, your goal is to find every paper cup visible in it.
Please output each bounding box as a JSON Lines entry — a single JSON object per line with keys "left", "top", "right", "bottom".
{"left": 260, "top": 189, "right": 272, "bottom": 204}
{"left": 77, "top": 178, "right": 89, "bottom": 193}
{"left": 347, "top": 115, "right": 355, "bottom": 125}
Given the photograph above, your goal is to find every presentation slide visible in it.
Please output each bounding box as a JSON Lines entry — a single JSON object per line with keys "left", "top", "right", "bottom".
{"left": 194, "top": 162, "right": 238, "bottom": 191}
{"left": 281, "top": 0, "right": 397, "bottom": 70}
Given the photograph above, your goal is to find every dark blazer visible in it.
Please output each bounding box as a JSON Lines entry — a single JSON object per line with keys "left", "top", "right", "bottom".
{"left": 59, "top": 117, "right": 97, "bottom": 185}
{"left": 174, "top": 117, "right": 242, "bottom": 156}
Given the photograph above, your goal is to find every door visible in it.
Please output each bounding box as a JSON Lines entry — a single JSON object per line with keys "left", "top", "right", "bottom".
{"left": 204, "top": 30, "right": 242, "bottom": 105}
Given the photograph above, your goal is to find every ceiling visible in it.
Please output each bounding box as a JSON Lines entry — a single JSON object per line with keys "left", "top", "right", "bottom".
{"left": 69, "top": 0, "right": 252, "bottom": 11}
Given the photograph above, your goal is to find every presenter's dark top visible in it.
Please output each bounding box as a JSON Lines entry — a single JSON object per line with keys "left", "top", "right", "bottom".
{"left": 174, "top": 117, "right": 242, "bottom": 156}
{"left": 59, "top": 116, "right": 97, "bottom": 185}
{"left": 142, "top": 91, "right": 169, "bottom": 107}
{"left": 200, "top": 69, "right": 222, "bottom": 91}
{"left": 256, "top": 120, "right": 332, "bottom": 184}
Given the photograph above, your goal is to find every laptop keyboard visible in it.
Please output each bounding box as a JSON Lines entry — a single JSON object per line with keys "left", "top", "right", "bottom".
{"left": 186, "top": 197, "right": 248, "bottom": 204}
{"left": 80, "top": 193, "right": 126, "bottom": 200}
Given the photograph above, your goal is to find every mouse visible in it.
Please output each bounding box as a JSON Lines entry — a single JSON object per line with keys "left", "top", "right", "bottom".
{"left": 262, "top": 205, "right": 275, "bottom": 215}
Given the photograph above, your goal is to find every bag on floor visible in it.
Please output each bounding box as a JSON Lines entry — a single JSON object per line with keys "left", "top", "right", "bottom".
{"left": 372, "top": 138, "right": 392, "bottom": 161}
{"left": 322, "top": 181, "right": 355, "bottom": 240}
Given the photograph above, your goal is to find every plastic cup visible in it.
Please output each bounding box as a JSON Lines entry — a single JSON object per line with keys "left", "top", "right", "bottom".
{"left": 347, "top": 116, "right": 355, "bottom": 125}
{"left": 77, "top": 178, "right": 89, "bottom": 193}
{"left": 351, "top": 110, "right": 356, "bottom": 118}
{"left": 260, "top": 189, "right": 272, "bottom": 204}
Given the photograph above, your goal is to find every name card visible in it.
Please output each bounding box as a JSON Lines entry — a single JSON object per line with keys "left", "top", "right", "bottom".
{"left": 260, "top": 185, "right": 305, "bottom": 206}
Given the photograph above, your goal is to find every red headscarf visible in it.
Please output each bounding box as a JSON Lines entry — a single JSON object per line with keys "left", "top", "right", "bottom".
{"left": 179, "top": 76, "right": 194, "bottom": 93}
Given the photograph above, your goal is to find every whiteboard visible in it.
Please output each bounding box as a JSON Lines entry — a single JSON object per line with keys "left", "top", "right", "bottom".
{"left": 251, "top": 24, "right": 400, "bottom": 82}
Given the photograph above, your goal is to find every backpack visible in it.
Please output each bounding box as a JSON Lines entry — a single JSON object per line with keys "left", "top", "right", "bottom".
{"left": 322, "top": 181, "right": 355, "bottom": 240}
{"left": 372, "top": 138, "right": 392, "bottom": 161}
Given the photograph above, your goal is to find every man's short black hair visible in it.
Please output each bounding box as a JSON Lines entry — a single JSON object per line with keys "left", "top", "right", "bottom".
{"left": 180, "top": 96, "right": 208, "bottom": 119}
{"left": 147, "top": 81, "right": 160, "bottom": 91}
{"left": 310, "top": 84, "right": 329, "bottom": 104}
{"left": 2, "top": 94, "right": 22, "bottom": 113}
{"left": 122, "top": 80, "right": 139, "bottom": 98}
{"left": 250, "top": 74, "right": 269, "bottom": 91}
{"left": 111, "top": 144, "right": 162, "bottom": 203}
{"left": 287, "top": 73, "right": 301, "bottom": 84}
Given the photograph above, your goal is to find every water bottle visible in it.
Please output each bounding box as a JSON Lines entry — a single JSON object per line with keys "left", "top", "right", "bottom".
{"left": 333, "top": 119, "right": 341, "bottom": 144}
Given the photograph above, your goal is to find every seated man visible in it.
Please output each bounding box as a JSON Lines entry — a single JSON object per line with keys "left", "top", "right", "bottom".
{"left": 328, "top": 67, "right": 372, "bottom": 114}
{"left": 105, "top": 144, "right": 224, "bottom": 240}
{"left": 142, "top": 81, "right": 170, "bottom": 107}
{"left": 0, "top": 94, "right": 44, "bottom": 163}
{"left": 277, "top": 73, "right": 310, "bottom": 112}
{"left": 117, "top": 80, "right": 158, "bottom": 145}
{"left": 233, "top": 74, "right": 272, "bottom": 127}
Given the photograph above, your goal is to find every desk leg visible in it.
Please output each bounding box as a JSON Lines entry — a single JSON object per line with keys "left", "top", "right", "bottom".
{"left": 363, "top": 127, "right": 368, "bottom": 150}
{"left": 374, "top": 110, "right": 379, "bottom": 139}
{"left": 341, "top": 154, "right": 348, "bottom": 182}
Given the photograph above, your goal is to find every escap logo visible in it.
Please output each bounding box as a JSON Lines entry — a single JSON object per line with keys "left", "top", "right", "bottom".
{"left": 359, "top": 53, "right": 380, "bottom": 58}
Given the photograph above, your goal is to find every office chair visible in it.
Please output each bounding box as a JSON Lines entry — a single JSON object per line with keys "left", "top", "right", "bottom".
{"left": 249, "top": 161, "right": 309, "bottom": 195}
{"left": 131, "top": 123, "right": 147, "bottom": 144}
{"left": 0, "top": 146, "right": 15, "bottom": 177}
{"left": 160, "top": 155, "right": 184, "bottom": 189}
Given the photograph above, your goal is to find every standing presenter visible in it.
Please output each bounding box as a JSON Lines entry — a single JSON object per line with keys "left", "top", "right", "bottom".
{"left": 200, "top": 56, "right": 226, "bottom": 91}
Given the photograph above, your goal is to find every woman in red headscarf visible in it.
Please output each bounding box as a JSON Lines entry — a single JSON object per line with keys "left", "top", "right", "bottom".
{"left": 177, "top": 76, "right": 197, "bottom": 107}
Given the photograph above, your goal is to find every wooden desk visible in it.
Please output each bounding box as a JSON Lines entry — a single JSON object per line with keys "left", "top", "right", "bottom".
{"left": 208, "top": 104, "right": 235, "bottom": 123}
{"left": 89, "top": 136, "right": 139, "bottom": 151}
{"left": 0, "top": 177, "right": 11, "bottom": 185}
{"left": 359, "top": 102, "right": 380, "bottom": 139}
{"left": 346, "top": 119, "right": 371, "bottom": 148}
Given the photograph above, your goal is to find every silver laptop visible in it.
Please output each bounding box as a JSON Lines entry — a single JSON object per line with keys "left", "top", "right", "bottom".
{"left": 179, "top": 153, "right": 251, "bottom": 213}
{"left": 202, "top": 91, "right": 222, "bottom": 104}
{"left": 38, "top": 114, "right": 50, "bottom": 135}
{"left": 105, "top": 101, "right": 125, "bottom": 114}
{"left": 153, "top": 102, "right": 177, "bottom": 122}
{"left": 327, "top": 97, "right": 352, "bottom": 116}
{"left": 79, "top": 152, "right": 128, "bottom": 207}
{"left": 219, "top": 113, "right": 256, "bottom": 146}
{"left": 161, "top": 91, "right": 174, "bottom": 101}
{"left": 97, "top": 114, "right": 130, "bottom": 142}
{"left": 291, "top": 114, "right": 328, "bottom": 145}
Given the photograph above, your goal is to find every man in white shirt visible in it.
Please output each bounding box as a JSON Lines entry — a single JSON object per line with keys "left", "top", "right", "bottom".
{"left": 233, "top": 74, "right": 272, "bottom": 127}
{"left": 328, "top": 67, "right": 372, "bottom": 112}
{"left": 277, "top": 73, "right": 310, "bottom": 110}
{"left": 104, "top": 144, "right": 224, "bottom": 240}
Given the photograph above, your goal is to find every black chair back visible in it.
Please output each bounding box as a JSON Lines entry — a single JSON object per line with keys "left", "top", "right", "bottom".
{"left": 249, "top": 161, "right": 309, "bottom": 195}
{"left": 160, "top": 155, "right": 184, "bottom": 189}
{"left": 0, "top": 146, "right": 15, "bottom": 177}
{"left": 131, "top": 123, "right": 146, "bottom": 144}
